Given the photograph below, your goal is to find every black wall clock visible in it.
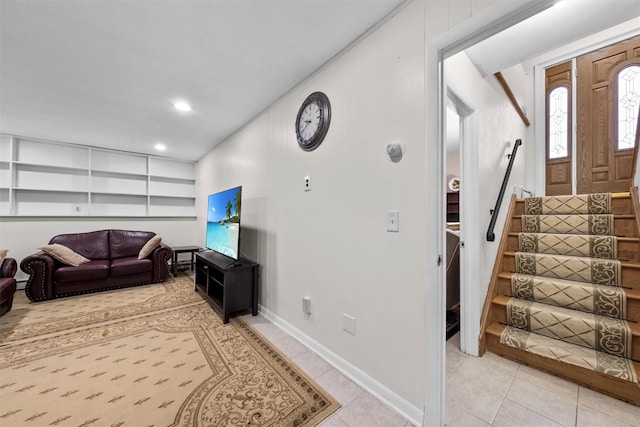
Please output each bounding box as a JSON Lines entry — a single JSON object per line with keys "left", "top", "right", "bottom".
{"left": 295, "top": 91, "right": 331, "bottom": 151}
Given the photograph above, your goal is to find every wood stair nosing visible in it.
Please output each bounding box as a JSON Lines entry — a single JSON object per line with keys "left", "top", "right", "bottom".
{"left": 490, "top": 295, "right": 640, "bottom": 362}
{"left": 485, "top": 321, "right": 640, "bottom": 406}
{"left": 495, "top": 272, "right": 640, "bottom": 323}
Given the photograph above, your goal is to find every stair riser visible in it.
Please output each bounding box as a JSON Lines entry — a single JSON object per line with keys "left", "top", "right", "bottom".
{"left": 515, "top": 197, "right": 634, "bottom": 216}
{"left": 485, "top": 331, "right": 640, "bottom": 406}
{"left": 510, "top": 216, "right": 637, "bottom": 237}
{"left": 506, "top": 235, "right": 638, "bottom": 261}
{"left": 496, "top": 277, "right": 640, "bottom": 323}
{"left": 502, "top": 254, "right": 640, "bottom": 290}
{"left": 490, "top": 301, "right": 640, "bottom": 361}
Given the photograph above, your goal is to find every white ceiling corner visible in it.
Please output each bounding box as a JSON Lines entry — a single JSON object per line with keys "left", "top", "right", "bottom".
{"left": 0, "top": 0, "right": 406, "bottom": 161}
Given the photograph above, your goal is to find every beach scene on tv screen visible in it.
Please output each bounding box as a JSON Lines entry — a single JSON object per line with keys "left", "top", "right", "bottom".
{"left": 207, "top": 187, "right": 241, "bottom": 259}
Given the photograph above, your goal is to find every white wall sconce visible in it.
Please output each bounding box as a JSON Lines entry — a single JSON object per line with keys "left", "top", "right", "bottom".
{"left": 386, "top": 142, "right": 403, "bottom": 163}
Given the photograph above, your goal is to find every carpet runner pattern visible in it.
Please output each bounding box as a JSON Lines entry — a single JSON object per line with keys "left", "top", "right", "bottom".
{"left": 0, "top": 277, "right": 340, "bottom": 426}
{"left": 521, "top": 213, "right": 614, "bottom": 235}
{"left": 500, "top": 193, "right": 638, "bottom": 383}
{"left": 517, "top": 232, "right": 617, "bottom": 258}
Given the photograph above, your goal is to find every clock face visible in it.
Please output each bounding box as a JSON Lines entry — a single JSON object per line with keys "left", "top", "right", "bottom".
{"left": 298, "top": 102, "right": 321, "bottom": 142}
{"left": 296, "top": 92, "right": 331, "bottom": 151}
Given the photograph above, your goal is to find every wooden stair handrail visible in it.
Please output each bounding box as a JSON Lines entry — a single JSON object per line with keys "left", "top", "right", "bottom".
{"left": 479, "top": 193, "right": 518, "bottom": 355}
{"left": 494, "top": 72, "right": 531, "bottom": 127}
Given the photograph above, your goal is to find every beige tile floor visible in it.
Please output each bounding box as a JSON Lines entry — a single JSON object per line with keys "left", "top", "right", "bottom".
{"left": 445, "top": 334, "right": 640, "bottom": 427}
{"left": 243, "top": 313, "right": 640, "bottom": 427}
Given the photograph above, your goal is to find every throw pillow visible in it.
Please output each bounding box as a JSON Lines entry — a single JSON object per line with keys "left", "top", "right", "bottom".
{"left": 40, "top": 244, "right": 90, "bottom": 267}
{"left": 0, "top": 249, "right": 7, "bottom": 266}
{"left": 138, "top": 235, "right": 162, "bottom": 259}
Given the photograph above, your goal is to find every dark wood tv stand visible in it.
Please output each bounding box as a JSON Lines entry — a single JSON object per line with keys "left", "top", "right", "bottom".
{"left": 194, "top": 251, "right": 259, "bottom": 324}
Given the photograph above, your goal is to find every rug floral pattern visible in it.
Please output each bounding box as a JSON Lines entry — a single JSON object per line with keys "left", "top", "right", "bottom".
{"left": 0, "top": 277, "right": 339, "bottom": 426}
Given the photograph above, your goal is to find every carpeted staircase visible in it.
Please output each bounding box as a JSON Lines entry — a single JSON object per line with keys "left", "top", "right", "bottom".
{"left": 482, "top": 192, "right": 640, "bottom": 405}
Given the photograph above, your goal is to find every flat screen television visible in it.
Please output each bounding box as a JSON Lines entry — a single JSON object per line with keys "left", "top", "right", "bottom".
{"left": 206, "top": 186, "right": 242, "bottom": 261}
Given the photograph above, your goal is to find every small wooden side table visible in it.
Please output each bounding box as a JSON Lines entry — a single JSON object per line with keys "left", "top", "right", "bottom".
{"left": 170, "top": 245, "right": 202, "bottom": 276}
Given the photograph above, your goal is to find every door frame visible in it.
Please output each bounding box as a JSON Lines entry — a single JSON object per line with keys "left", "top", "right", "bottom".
{"left": 533, "top": 30, "right": 640, "bottom": 196}
{"left": 423, "top": 1, "right": 556, "bottom": 425}
{"left": 446, "top": 88, "right": 475, "bottom": 355}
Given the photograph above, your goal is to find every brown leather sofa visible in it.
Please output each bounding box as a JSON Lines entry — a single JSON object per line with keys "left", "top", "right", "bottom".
{"left": 20, "top": 230, "right": 172, "bottom": 302}
{"left": 0, "top": 257, "right": 17, "bottom": 315}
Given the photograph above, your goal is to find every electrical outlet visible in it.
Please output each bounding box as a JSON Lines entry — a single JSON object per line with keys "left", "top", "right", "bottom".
{"left": 302, "top": 296, "right": 311, "bottom": 315}
{"left": 343, "top": 313, "right": 356, "bottom": 335}
{"left": 304, "top": 175, "right": 311, "bottom": 192}
{"left": 387, "top": 210, "right": 399, "bottom": 232}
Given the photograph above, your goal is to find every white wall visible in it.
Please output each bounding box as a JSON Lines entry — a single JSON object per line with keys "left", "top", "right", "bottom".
{"left": 0, "top": 218, "right": 197, "bottom": 282}
{"left": 196, "top": 0, "right": 515, "bottom": 421}
{"left": 198, "top": 0, "right": 426, "bottom": 414}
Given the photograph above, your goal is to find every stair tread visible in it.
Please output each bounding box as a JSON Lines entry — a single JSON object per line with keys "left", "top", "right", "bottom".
{"left": 505, "top": 250, "right": 640, "bottom": 265}
{"left": 498, "top": 272, "right": 640, "bottom": 299}
{"left": 486, "top": 321, "right": 640, "bottom": 371}
{"left": 515, "top": 193, "right": 631, "bottom": 202}
{"left": 507, "top": 231, "right": 639, "bottom": 242}
{"left": 486, "top": 192, "right": 640, "bottom": 404}
{"left": 492, "top": 295, "right": 640, "bottom": 336}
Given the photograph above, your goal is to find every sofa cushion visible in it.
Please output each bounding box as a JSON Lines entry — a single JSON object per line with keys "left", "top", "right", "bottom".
{"left": 40, "top": 244, "right": 90, "bottom": 267}
{"left": 138, "top": 235, "right": 161, "bottom": 259}
{"left": 110, "top": 230, "right": 157, "bottom": 259}
{"left": 110, "top": 257, "right": 152, "bottom": 277}
{"left": 54, "top": 260, "right": 110, "bottom": 283}
{"left": 50, "top": 230, "right": 110, "bottom": 260}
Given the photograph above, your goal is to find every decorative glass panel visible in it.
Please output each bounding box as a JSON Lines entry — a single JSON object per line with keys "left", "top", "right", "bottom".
{"left": 548, "top": 86, "right": 569, "bottom": 159}
{"left": 618, "top": 65, "right": 640, "bottom": 150}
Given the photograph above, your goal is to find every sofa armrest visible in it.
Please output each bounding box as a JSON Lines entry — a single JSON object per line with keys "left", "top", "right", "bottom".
{"left": 1, "top": 258, "right": 17, "bottom": 279}
{"left": 151, "top": 243, "right": 173, "bottom": 282}
{"left": 20, "top": 253, "right": 56, "bottom": 301}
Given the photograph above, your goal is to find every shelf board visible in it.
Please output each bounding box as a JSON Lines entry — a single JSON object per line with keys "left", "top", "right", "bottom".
{"left": 91, "top": 191, "right": 148, "bottom": 197}
{"left": 92, "top": 169, "right": 148, "bottom": 179}
{"left": 149, "top": 194, "right": 196, "bottom": 200}
{"left": 14, "top": 187, "right": 89, "bottom": 194}
{"left": 13, "top": 161, "right": 89, "bottom": 173}
{"left": 149, "top": 175, "right": 196, "bottom": 183}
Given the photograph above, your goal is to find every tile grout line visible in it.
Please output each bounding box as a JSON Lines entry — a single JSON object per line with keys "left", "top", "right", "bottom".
{"left": 489, "top": 362, "right": 521, "bottom": 425}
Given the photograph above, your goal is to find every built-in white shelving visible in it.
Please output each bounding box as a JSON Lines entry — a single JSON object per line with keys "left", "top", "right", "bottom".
{"left": 0, "top": 134, "right": 196, "bottom": 217}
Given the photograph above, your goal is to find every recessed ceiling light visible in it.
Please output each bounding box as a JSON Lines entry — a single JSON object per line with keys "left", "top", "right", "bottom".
{"left": 154, "top": 143, "right": 167, "bottom": 151}
{"left": 174, "top": 101, "right": 192, "bottom": 112}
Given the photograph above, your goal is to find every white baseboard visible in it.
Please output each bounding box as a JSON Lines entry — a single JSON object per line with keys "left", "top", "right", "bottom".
{"left": 258, "top": 305, "right": 423, "bottom": 426}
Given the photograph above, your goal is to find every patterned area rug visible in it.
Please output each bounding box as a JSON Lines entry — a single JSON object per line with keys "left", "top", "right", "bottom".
{"left": 0, "top": 277, "right": 340, "bottom": 426}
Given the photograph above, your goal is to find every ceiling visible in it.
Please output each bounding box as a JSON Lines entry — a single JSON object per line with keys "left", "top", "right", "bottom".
{"left": 0, "top": 0, "right": 405, "bottom": 161}
{"left": 465, "top": 0, "right": 640, "bottom": 77}
{"left": 2, "top": 0, "right": 639, "bottom": 162}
